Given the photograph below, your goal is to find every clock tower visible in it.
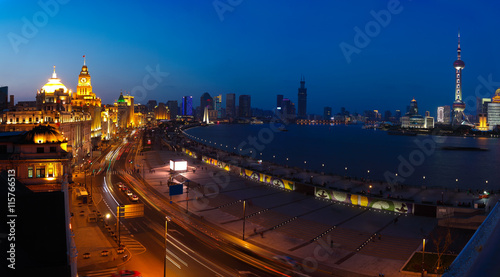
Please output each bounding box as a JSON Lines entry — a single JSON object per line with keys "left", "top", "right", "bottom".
{"left": 76, "top": 55, "right": 92, "bottom": 96}
{"left": 72, "top": 55, "right": 102, "bottom": 142}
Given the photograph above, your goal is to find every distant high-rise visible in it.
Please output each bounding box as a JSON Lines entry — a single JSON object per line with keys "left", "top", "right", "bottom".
{"left": 226, "top": 93, "right": 236, "bottom": 119}
{"left": 167, "top": 100, "right": 178, "bottom": 118}
{"left": 408, "top": 98, "right": 418, "bottom": 115}
{"left": 384, "top": 110, "right": 392, "bottom": 121}
{"left": 182, "top": 96, "right": 193, "bottom": 116}
{"left": 437, "top": 106, "right": 451, "bottom": 124}
{"left": 323, "top": 107, "right": 332, "bottom": 120}
{"left": 297, "top": 76, "right": 307, "bottom": 118}
{"left": 238, "top": 95, "right": 251, "bottom": 117}
{"left": 214, "top": 94, "right": 222, "bottom": 118}
{"left": 487, "top": 88, "right": 500, "bottom": 128}
{"left": 395, "top": 110, "right": 401, "bottom": 122}
{"left": 0, "top": 86, "right": 7, "bottom": 111}
{"left": 200, "top": 92, "right": 213, "bottom": 110}
{"left": 277, "top": 94, "right": 283, "bottom": 110}
{"left": 147, "top": 100, "right": 157, "bottom": 112}
{"left": 452, "top": 31, "right": 466, "bottom": 126}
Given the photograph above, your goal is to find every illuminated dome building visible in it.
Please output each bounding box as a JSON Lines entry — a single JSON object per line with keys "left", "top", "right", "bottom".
{"left": 1, "top": 64, "right": 92, "bottom": 168}
{"left": 452, "top": 31, "right": 466, "bottom": 126}
{"left": 0, "top": 125, "right": 72, "bottom": 188}
{"left": 36, "top": 66, "right": 72, "bottom": 114}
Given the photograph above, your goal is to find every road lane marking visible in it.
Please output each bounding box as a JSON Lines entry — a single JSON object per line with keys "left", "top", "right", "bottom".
{"left": 165, "top": 254, "right": 181, "bottom": 269}
{"left": 166, "top": 248, "right": 188, "bottom": 267}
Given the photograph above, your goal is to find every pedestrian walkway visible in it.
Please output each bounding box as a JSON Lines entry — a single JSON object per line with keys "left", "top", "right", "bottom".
{"left": 70, "top": 176, "right": 130, "bottom": 276}
{"left": 131, "top": 144, "right": 444, "bottom": 276}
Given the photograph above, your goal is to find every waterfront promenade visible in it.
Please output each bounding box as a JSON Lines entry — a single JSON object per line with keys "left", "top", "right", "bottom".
{"left": 131, "top": 135, "right": 489, "bottom": 276}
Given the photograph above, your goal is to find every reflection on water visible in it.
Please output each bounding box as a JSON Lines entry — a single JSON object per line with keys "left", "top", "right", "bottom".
{"left": 185, "top": 124, "right": 500, "bottom": 190}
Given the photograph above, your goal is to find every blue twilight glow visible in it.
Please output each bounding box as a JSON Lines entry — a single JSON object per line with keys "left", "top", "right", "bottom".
{"left": 1, "top": 0, "right": 499, "bottom": 115}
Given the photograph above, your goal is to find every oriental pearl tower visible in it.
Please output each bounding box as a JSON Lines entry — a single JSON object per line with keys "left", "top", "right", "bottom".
{"left": 452, "top": 30, "right": 466, "bottom": 126}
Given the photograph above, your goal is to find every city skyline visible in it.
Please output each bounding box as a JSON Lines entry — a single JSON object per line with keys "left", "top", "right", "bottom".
{"left": 2, "top": 1, "right": 500, "bottom": 115}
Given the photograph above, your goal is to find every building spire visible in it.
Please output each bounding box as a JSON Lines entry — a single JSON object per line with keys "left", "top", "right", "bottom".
{"left": 52, "top": 66, "right": 57, "bottom": 78}
{"left": 83, "top": 55, "right": 86, "bottom": 65}
{"left": 457, "top": 28, "right": 461, "bottom": 60}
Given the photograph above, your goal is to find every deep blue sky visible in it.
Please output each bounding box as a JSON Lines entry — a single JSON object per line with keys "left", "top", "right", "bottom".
{"left": 1, "top": 0, "right": 500, "bottom": 116}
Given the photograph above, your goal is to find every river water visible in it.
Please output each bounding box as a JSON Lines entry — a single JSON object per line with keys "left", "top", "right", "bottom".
{"left": 185, "top": 124, "right": 500, "bottom": 191}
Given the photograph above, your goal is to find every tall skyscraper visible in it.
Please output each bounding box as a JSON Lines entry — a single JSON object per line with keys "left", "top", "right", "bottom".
{"left": 487, "top": 88, "right": 500, "bottom": 128}
{"left": 297, "top": 76, "right": 307, "bottom": 118}
{"left": 182, "top": 96, "right": 193, "bottom": 116}
{"left": 323, "top": 107, "right": 332, "bottom": 120}
{"left": 437, "top": 106, "right": 451, "bottom": 124}
{"left": 226, "top": 93, "right": 236, "bottom": 119}
{"left": 239, "top": 95, "right": 251, "bottom": 117}
{"left": 277, "top": 94, "right": 283, "bottom": 110}
{"left": 200, "top": 92, "right": 213, "bottom": 110}
{"left": 147, "top": 100, "right": 157, "bottom": 112}
{"left": 409, "top": 98, "right": 418, "bottom": 115}
{"left": 214, "top": 94, "right": 222, "bottom": 118}
{"left": 167, "top": 100, "right": 178, "bottom": 118}
{"left": 0, "top": 86, "right": 7, "bottom": 111}
{"left": 452, "top": 31, "right": 466, "bottom": 126}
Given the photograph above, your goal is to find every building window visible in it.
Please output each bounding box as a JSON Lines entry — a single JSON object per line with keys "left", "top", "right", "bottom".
{"left": 48, "top": 167, "right": 53, "bottom": 177}
{"left": 50, "top": 146, "right": 56, "bottom": 153}
{"left": 37, "top": 147, "right": 44, "bottom": 153}
{"left": 36, "top": 167, "right": 45, "bottom": 178}
{"left": 28, "top": 167, "right": 33, "bottom": 178}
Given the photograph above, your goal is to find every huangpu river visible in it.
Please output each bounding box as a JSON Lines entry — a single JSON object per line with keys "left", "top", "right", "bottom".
{"left": 185, "top": 124, "right": 500, "bottom": 191}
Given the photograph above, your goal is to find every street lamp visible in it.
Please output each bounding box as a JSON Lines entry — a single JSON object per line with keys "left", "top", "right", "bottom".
{"left": 164, "top": 216, "right": 172, "bottom": 277}
{"left": 422, "top": 238, "right": 426, "bottom": 276}
{"left": 242, "top": 200, "right": 246, "bottom": 240}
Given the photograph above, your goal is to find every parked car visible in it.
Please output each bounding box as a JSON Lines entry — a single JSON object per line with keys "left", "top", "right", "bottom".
{"left": 130, "top": 195, "right": 139, "bottom": 202}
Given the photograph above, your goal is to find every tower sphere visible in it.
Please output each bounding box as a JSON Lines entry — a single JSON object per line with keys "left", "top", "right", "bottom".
{"left": 453, "top": 60, "right": 465, "bottom": 70}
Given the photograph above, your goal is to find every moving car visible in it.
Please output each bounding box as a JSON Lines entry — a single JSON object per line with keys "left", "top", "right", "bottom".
{"left": 126, "top": 190, "right": 133, "bottom": 196}
{"left": 130, "top": 195, "right": 139, "bottom": 202}
{"left": 111, "top": 270, "right": 142, "bottom": 277}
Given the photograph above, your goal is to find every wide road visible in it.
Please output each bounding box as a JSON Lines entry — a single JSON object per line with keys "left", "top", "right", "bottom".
{"left": 89, "top": 131, "right": 296, "bottom": 276}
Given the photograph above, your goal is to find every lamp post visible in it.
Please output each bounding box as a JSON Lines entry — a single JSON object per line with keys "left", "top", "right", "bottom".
{"left": 242, "top": 200, "right": 246, "bottom": 240}
{"left": 345, "top": 167, "right": 348, "bottom": 177}
{"left": 422, "top": 238, "right": 426, "bottom": 276}
{"left": 164, "top": 216, "right": 172, "bottom": 277}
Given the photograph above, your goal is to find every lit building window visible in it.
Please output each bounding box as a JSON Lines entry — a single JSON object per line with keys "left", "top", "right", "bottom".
{"left": 36, "top": 167, "right": 45, "bottom": 178}
{"left": 48, "top": 167, "right": 54, "bottom": 177}
{"left": 28, "top": 167, "right": 33, "bottom": 178}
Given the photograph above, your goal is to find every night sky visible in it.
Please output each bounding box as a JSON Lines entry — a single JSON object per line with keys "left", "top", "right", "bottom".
{"left": 1, "top": 0, "right": 500, "bottom": 116}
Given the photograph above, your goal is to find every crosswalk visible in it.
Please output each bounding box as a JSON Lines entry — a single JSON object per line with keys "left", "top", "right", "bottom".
{"left": 120, "top": 235, "right": 146, "bottom": 255}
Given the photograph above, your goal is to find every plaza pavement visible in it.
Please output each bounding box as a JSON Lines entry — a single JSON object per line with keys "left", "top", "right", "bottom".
{"left": 131, "top": 143, "right": 448, "bottom": 277}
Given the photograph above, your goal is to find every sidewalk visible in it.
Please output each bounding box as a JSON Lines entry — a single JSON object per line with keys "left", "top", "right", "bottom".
{"left": 70, "top": 177, "right": 130, "bottom": 275}
{"left": 132, "top": 143, "right": 439, "bottom": 276}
